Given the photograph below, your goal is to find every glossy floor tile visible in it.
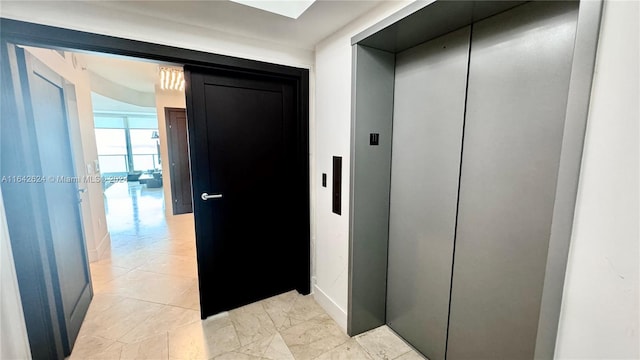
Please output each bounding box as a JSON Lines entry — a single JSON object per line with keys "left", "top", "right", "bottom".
{"left": 72, "top": 182, "right": 425, "bottom": 359}
{"left": 354, "top": 326, "right": 415, "bottom": 360}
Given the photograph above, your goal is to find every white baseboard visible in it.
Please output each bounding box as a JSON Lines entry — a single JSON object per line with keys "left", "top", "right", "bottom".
{"left": 96, "top": 232, "right": 111, "bottom": 261}
{"left": 313, "top": 284, "right": 347, "bottom": 333}
{"left": 87, "top": 248, "right": 98, "bottom": 263}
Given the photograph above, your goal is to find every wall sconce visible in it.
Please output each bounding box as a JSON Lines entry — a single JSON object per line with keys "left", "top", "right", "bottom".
{"left": 160, "top": 67, "right": 185, "bottom": 91}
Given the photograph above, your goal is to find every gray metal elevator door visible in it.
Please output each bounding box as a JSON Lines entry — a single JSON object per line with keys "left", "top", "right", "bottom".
{"left": 386, "top": 26, "right": 470, "bottom": 360}
{"left": 447, "top": 2, "right": 579, "bottom": 359}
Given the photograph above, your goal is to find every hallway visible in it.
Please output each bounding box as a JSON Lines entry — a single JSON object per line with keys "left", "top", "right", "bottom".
{"left": 73, "top": 182, "right": 424, "bottom": 359}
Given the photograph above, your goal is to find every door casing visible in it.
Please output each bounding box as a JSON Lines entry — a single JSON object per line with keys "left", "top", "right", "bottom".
{"left": 0, "top": 17, "right": 310, "bottom": 360}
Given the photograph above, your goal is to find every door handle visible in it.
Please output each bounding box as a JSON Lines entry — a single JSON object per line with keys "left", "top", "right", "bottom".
{"left": 77, "top": 188, "right": 87, "bottom": 204}
{"left": 201, "top": 192, "right": 223, "bottom": 201}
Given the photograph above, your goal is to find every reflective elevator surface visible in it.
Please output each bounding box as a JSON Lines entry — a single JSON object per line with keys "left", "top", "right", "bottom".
{"left": 349, "top": 0, "right": 597, "bottom": 358}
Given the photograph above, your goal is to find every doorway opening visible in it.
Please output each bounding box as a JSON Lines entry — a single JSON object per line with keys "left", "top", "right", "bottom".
{"left": 1, "top": 18, "right": 310, "bottom": 360}
{"left": 12, "top": 42, "right": 201, "bottom": 351}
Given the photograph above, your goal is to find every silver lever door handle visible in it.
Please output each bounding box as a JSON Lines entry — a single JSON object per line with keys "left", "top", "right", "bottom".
{"left": 201, "top": 192, "right": 223, "bottom": 201}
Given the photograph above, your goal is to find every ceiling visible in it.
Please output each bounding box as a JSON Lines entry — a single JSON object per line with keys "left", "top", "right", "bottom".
{"left": 28, "top": 0, "right": 395, "bottom": 107}
{"left": 91, "top": 92, "right": 157, "bottom": 114}
{"left": 74, "top": 51, "right": 174, "bottom": 112}
{"left": 87, "top": 0, "right": 387, "bottom": 51}
{"left": 76, "top": 52, "right": 161, "bottom": 93}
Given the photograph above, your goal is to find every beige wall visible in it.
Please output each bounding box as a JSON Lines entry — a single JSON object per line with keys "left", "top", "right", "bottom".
{"left": 155, "top": 86, "right": 187, "bottom": 216}
{"left": 23, "top": 47, "right": 111, "bottom": 262}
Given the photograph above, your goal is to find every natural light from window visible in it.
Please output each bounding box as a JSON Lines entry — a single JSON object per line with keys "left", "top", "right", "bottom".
{"left": 94, "top": 114, "right": 160, "bottom": 176}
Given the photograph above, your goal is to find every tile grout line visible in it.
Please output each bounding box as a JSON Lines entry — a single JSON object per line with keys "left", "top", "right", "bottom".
{"left": 228, "top": 312, "right": 244, "bottom": 355}
{"left": 164, "top": 330, "right": 170, "bottom": 360}
{"left": 261, "top": 295, "right": 295, "bottom": 331}
{"left": 391, "top": 349, "right": 414, "bottom": 360}
{"left": 260, "top": 332, "right": 277, "bottom": 359}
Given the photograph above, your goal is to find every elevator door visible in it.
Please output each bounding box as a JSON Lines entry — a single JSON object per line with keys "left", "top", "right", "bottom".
{"left": 446, "top": 2, "right": 579, "bottom": 359}
{"left": 386, "top": 26, "right": 470, "bottom": 360}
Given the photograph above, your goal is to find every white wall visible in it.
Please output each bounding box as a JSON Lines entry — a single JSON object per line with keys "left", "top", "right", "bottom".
{"left": 23, "top": 47, "right": 111, "bottom": 263}
{"left": 155, "top": 86, "right": 187, "bottom": 216}
{"left": 0, "top": 188, "right": 31, "bottom": 359}
{"left": 312, "top": 1, "right": 412, "bottom": 330}
{"left": 555, "top": 1, "right": 640, "bottom": 358}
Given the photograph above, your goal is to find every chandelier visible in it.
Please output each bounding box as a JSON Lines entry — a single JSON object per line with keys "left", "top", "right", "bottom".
{"left": 160, "top": 67, "right": 185, "bottom": 91}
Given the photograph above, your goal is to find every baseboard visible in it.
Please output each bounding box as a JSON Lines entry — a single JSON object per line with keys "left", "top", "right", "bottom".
{"left": 87, "top": 248, "right": 98, "bottom": 263}
{"left": 96, "top": 232, "right": 111, "bottom": 261}
{"left": 313, "top": 284, "right": 348, "bottom": 333}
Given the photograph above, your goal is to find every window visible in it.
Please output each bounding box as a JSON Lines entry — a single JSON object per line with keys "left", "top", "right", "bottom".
{"left": 95, "top": 128, "right": 127, "bottom": 173}
{"left": 130, "top": 129, "right": 161, "bottom": 171}
{"left": 94, "top": 113, "right": 160, "bottom": 175}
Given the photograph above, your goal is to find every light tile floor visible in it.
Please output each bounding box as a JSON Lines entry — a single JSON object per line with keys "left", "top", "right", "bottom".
{"left": 72, "top": 182, "right": 425, "bottom": 359}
